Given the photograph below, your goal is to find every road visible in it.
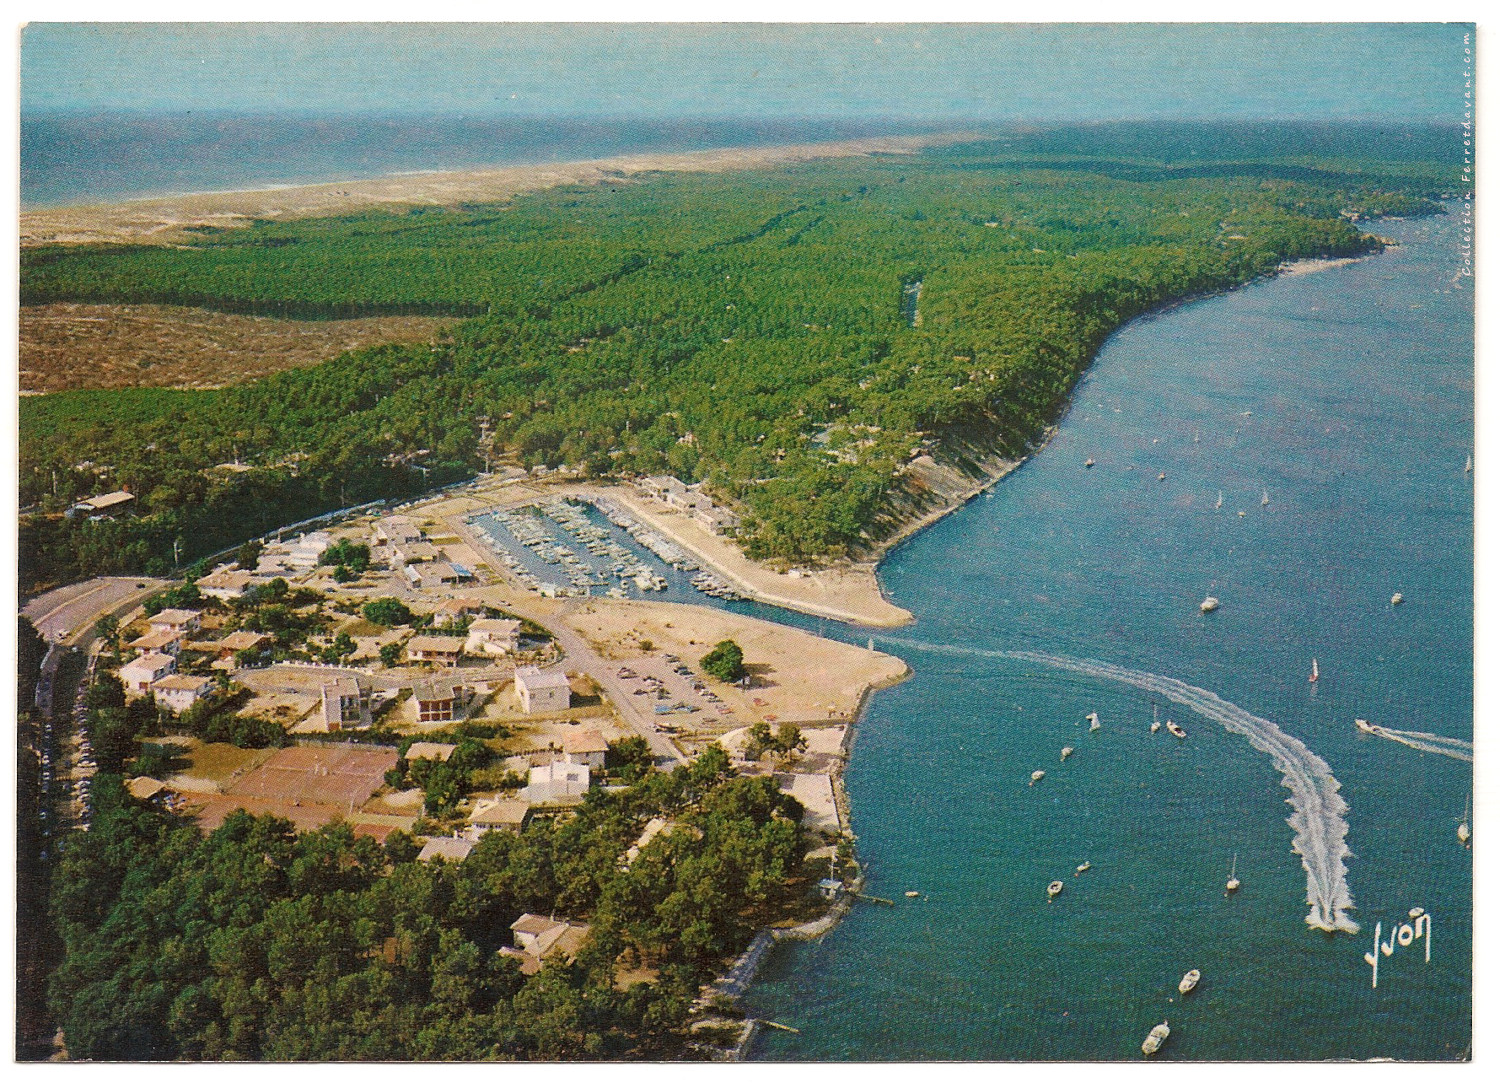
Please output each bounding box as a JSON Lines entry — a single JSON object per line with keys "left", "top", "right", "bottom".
{"left": 24, "top": 576, "right": 171, "bottom": 645}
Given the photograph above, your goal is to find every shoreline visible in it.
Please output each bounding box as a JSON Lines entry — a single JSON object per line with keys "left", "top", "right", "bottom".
{"left": 20, "top": 132, "right": 971, "bottom": 247}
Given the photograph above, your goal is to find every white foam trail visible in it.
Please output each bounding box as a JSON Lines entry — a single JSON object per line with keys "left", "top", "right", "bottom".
{"left": 877, "top": 637, "right": 1360, "bottom": 935}
{"left": 1364, "top": 724, "right": 1473, "bottom": 762}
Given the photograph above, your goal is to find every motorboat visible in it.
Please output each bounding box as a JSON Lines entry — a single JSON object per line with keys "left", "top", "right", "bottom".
{"left": 1215, "top": 491, "right": 1223, "bottom": 509}
{"left": 1226, "top": 853, "right": 1241, "bottom": 894}
{"left": 1178, "top": 969, "right": 1200, "bottom": 995}
{"left": 1150, "top": 721, "right": 1161, "bottom": 733}
{"left": 1391, "top": 592, "right": 1404, "bottom": 605}
{"left": 905, "top": 890, "right": 921, "bottom": 898}
{"left": 1166, "top": 721, "right": 1187, "bottom": 739}
{"left": 1151, "top": 704, "right": 1161, "bottom": 733}
{"left": 1200, "top": 596, "right": 1220, "bottom": 613}
{"left": 1262, "top": 488, "right": 1270, "bottom": 506}
{"left": 1030, "top": 769, "right": 1046, "bottom": 786}
{"left": 1309, "top": 658, "right": 1320, "bottom": 683}
{"left": 1459, "top": 794, "right": 1471, "bottom": 847}
{"left": 1061, "top": 746, "right": 1074, "bottom": 761}
{"left": 1085, "top": 458, "right": 1095, "bottom": 468}
{"left": 1158, "top": 472, "right": 1167, "bottom": 481}
{"left": 1076, "top": 861, "right": 1091, "bottom": 876}
{"left": 1087, "top": 712, "right": 1101, "bottom": 732}
{"left": 1355, "top": 718, "right": 1376, "bottom": 734}
{"left": 1047, "top": 880, "right": 1064, "bottom": 900}
{"left": 1142, "top": 1020, "right": 1171, "bottom": 1056}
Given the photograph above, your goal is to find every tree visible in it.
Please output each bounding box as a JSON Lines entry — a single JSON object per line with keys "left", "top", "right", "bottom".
{"left": 699, "top": 640, "right": 745, "bottom": 683}
{"left": 363, "top": 598, "right": 413, "bottom": 627}
{"left": 236, "top": 539, "right": 264, "bottom": 570}
{"left": 332, "top": 632, "right": 356, "bottom": 659}
{"left": 379, "top": 642, "right": 403, "bottom": 668}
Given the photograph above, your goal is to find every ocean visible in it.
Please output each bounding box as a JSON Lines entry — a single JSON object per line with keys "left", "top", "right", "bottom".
{"left": 743, "top": 208, "right": 1473, "bottom": 1060}
{"left": 19, "top": 112, "right": 931, "bottom": 210}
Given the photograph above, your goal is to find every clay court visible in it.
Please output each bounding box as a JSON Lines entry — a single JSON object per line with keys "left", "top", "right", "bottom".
{"left": 225, "top": 744, "right": 397, "bottom": 808}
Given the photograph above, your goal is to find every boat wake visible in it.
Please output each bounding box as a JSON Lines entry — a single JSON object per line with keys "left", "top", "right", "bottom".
{"left": 876, "top": 638, "right": 1360, "bottom": 935}
{"left": 1362, "top": 723, "right": 1473, "bottom": 762}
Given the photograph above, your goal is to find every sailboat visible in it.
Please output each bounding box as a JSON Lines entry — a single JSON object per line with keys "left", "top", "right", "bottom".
{"left": 1465, "top": 454, "right": 1473, "bottom": 474}
{"left": 1151, "top": 704, "right": 1161, "bottom": 733}
{"left": 1087, "top": 711, "right": 1101, "bottom": 732}
{"left": 1458, "top": 795, "right": 1471, "bottom": 847}
{"left": 1215, "top": 491, "right": 1223, "bottom": 510}
{"left": 1226, "top": 853, "right": 1241, "bottom": 894}
{"left": 1309, "top": 658, "right": 1320, "bottom": 683}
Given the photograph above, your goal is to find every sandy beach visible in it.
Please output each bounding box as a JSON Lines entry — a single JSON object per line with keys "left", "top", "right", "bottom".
{"left": 21, "top": 132, "right": 968, "bottom": 247}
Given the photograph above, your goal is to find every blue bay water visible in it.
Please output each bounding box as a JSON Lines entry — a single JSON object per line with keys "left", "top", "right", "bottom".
{"left": 744, "top": 209, "right": 1473, "bottom": 1060}
{"left": 19, "top": 112, "right": 929, "bottom": 210}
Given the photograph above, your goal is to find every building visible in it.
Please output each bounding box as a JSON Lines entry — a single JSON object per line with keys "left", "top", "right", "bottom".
{"left": 406, "top": 635, "right": 466, "bottom": 667}
{"left": 464, "top": 798, "right": 532, "bottom": 840}
{"left": 411, "top": 677, "right": 473, "bottom": 724}
{"left": 126, "top": 776, "right": 171, "bottom": 801}
{"left": 149, "top": 608, "right": 202, "bottom": 635}
{"left": 561, "top": 729, "right": 609, "bottom": 770}
{"left": 404, "top": 741, "right": 456, "bottom": 762}
{"left": 213, "top": 630, "right": 272, "bottom": 661}
{"left": 514, "top": 665, "right": 571, "bottom": 714}
{"left": 404, "top": 562, "right": 469, "bottom": 590}
{"left": 320, "top": 675, "right": 371, "bottom": 731}
{"left": 500, "top": 914, "right": 591, "bottom": 975}
{"left": 522, "top": 760, "right": 590, "bottom": 803}
{"left": 637, "top": 475, "right": 739, "bottom": 534}
{"left": 374, "top": 516, "right": 424, "bottom": 546}
{"left": 390, "top": 539, "right": 441, "bottom": 567}
{"left": 417, "top": 836, "right": 476, "bottom": 863}
{"left": 467, "top": 617, "right": 522, "bottom": 658}
{"left": 119, "top": 651, "right": 177, "bottom": 693}
{"left": 197, "top": 566, "right": 260, "bottom": 602}
{"left": 127, "top": 628, "right": 182, "bottom": 656}
{"left": 67, "top": 490, "right": 135, "bottom": 518}
{"left": 152, "top": 674, "right": 215, "bottom": 713}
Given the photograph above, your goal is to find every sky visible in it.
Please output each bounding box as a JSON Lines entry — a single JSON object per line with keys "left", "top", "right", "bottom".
{"left": 20, "top": 22, "right": 1470, "bottom": 122}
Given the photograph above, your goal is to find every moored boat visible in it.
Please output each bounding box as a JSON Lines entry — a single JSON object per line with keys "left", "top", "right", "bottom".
{"left": 1178, "top": 969, "right": 1200, "bottom": 995}
{"left": 1142, "top": 1020, "right": 1171, "bottom": 1056}
{"left": 1047, "top": 880, "right": 1064, "bottom": 900}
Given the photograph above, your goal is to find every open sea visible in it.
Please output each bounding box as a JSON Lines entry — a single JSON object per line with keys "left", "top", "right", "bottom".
{"left": 744, "top": 208, "right": 1473, "bottom": 1060}
{"left": 19, "top": 112, "right": 930, "bottom": 210}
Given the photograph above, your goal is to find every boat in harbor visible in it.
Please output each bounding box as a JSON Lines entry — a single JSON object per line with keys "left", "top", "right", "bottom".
{"left": 1166, "top": 721, "right": 1187, "bottom": 739}
{"left": 1061, "top": 746, "right": 1073, "bottom": 761}
{"left": 1226, "top": 853, "right": 1241, "bottom": 894}
{"left": 1178, "top": 969, "right": 1200, "bottom": 995}
{"left": 1087, "top": 711, "right": 1100, "bottom": 732}
{"left": 1030, "top": 770, "right": 1046, "bottom": 786}
{"left": 1200, "top": 595, "right": 1220, "bottom": 613}
{"left": 1355, "top": 718, "right": 1377, "bottom": 734}
{"left": 1309, "top": 658, "right": 1320, "bottom": 683}
{"left": 1047, "top": 880, "right": 1064, "bottom": 900}
{"left": 1142, "top": 1020, "right": 1171, "bottom": 1056}
{"left": 1075, "top": 861, "right": 1091, "bottom": 875}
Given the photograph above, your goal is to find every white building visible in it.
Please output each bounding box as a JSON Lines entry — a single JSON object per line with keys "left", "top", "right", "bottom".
{"left": 197, "top": 566, "right": 260, "bottom": 601}
{"left": 149, "top": 608, "right": 201, "bottom": 635}
{"left": 417, "top": 836, "right": 476, "bottom": 863}
{"left": 561, "top": 729, "right": 609, "bottom": 770}
{"left": 320, "top": 675, "right": 371, "bottom": 731}
{"left": 152, "top": 674, "right": 214, "bottom": 713}
{"left": 466, "top": 617, "right": 522, "bottom": 658}
{"left": 127, "top": 628, "right": 182, "bottom": 656}
{"left": 514, "top": 665, "right": 571, "bottom": 714}
{"left": 119, "top": 651, "right": 177, "bottom": 693}
{"left": 463, "top": 798, "right": 532, "bottom": 840}
{"left": 523, "top": 761, "right": 590, "bottom": 803}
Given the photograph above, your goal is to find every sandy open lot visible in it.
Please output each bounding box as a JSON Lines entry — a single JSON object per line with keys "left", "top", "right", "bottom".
{"left": 561, "top": 598, "right": 908, "bottom": 730}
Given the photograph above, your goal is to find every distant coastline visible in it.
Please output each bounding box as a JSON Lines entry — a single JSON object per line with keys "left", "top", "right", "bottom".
{"left": 20, "top": 132, "right": 972, "bottom": 247}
